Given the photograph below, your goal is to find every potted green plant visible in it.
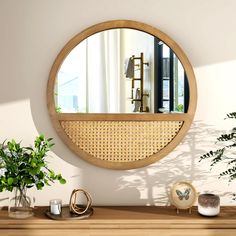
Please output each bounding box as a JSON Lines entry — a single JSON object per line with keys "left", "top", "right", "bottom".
{"left": 0, "top": 134, "right": 66, "bottom": 218}
{"left": 199, "top": 112, "right": 236, "bottom": 184}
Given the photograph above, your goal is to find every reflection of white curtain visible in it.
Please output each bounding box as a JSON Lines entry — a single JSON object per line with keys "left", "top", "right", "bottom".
{"left": 86, "top": 30, "right": 120, "bottom": 113}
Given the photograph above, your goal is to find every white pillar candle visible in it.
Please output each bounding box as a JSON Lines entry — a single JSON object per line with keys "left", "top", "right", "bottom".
{"left": 49, "top": 199, "right": 62, "bottom": 215}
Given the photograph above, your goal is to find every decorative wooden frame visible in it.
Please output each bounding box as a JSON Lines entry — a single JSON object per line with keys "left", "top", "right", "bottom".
{"left": 170, "top": 181, "right": 198, "bottom": 214}
{"left": 47, "top": 20, "right": 197, "bottom": 170}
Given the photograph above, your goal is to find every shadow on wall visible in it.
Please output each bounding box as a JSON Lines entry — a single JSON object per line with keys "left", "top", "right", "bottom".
{"left": 113, "top": 120, "right": 232, "bottom": 206}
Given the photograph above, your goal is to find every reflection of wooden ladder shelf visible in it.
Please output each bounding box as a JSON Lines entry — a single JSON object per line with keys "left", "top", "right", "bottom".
{"left": 127, "top": 52, "right": 149, "bottom": 112}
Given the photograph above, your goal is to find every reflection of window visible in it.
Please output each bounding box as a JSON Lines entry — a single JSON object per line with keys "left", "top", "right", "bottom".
{"left": 55, "top": 30, "right": 122, "bottom": 113}
{"left": 56, "top": 74, "right": 81, "bottom": 112}
{"left": 154, "top": 40, "right": 189, "bottom": 113}
{"left": 163, "top": 80, "right": 169, "bottom": 100}
{"left": 55, "top": 42, "right": 87, "bottom": 113}
{"left": 58, "top": 95, "right": 79, "bottom": 112}
{"left": 162, "top": 58, "right": 170, "bottom": 78}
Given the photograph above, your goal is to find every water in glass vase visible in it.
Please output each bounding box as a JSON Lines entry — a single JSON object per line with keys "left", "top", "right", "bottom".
{"left": 8, "top": 187, "right": 35, "bottom": 218}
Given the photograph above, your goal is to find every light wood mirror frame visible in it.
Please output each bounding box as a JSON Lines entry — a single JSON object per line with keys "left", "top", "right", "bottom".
{"left": 47, "top": 20, "right": 197, "bottom": 170}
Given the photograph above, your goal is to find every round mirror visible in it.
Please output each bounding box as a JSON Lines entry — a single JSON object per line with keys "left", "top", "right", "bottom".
{"left": 47, "top": 20, "right": 197, "bottom": 169}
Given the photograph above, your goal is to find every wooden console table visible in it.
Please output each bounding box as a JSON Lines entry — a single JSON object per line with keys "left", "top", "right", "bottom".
{"left": 1, "top": 206, "right": 236, "bottom": 236}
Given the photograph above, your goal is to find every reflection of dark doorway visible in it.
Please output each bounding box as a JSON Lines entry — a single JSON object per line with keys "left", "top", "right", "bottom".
{"left": 154, "top": 38, "right": 189, "bottom": 113}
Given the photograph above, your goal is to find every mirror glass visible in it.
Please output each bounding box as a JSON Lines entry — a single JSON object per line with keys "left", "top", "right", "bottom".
{"left": 55, "top": 28, "right": 189, "bottom": 114}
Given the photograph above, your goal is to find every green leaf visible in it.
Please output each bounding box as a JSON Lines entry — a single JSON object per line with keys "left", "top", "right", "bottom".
{"left": 37, "top": 171, "right": 44, "bottom": 180}
{"left": 39, "top": 134, "right": 45, "bottom": 141}
{"left": 49, "top": 170, "right": 56, "bottom": 179}
{"left": 23, "top": 177, "right": 33, "bottom": 185}
{"left": 7, "top": 177, "right": 14, "bottom": 185}
{"left": 226, "top": 112, "right": 236, "bottom": 119}
{"left": 59, "top": 178, "right": 66, "bottom": 184}
{"left": 36, "top": 182, "right": 44, "bottom": 190}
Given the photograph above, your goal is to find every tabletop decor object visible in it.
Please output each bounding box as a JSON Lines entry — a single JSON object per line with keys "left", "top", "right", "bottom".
{"left": 0, "top": 134, "right": 66, "bottom": 218}
{"left": 69, "top": 189, "right": 92, "bottom": 215}
{"left": 170, "top": 181, "right": 197, "bottom": 214}
{"left": 45, "top": 188, "right": 93, "bottom": 220}
{"left": 198, "top": 193, "right": 220, "bottom": 216}
{"left": 49, "top": 199, "right": 62, "bottom": 215}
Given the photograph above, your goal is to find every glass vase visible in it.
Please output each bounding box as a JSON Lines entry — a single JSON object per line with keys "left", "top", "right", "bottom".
{"left": 8, "top": 187, "right": 35, "bottom": 218}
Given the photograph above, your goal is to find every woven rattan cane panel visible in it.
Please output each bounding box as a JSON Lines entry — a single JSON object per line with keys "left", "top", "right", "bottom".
{"left": 60, "top": 120, "right": 183, "bottom": 162}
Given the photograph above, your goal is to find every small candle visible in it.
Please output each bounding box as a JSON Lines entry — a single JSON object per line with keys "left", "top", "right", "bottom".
{"left": 50, "top": 199, "right": 62, "bottom": 215}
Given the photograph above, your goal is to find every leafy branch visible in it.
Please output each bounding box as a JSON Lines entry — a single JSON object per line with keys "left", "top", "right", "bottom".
{"left": 199, "top": 112, "right": 236, "bottom": 181}
{"left": 0, "top": 134, "right": 66, "bottom": 192}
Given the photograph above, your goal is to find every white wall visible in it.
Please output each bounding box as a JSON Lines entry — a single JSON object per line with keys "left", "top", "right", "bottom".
{"left": 1, "top": 0, "right": 236, "bottom": 206}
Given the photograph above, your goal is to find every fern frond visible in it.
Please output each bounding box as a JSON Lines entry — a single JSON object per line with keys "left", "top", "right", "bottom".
{"left": 210, "top": 149, "right": 225, "bottom": 166}
{"left": 220, "top": 166, "right": 236, "bottom": 177}
{"left": 199, "top": 150, "right": 214, "bottom": 161}
{"left": 226, "top": 112, "right": 236, "bottom": 119}
{"left": 217, "top": 133, "right": 236, "bottom": 142}
{"left": 227, "top": 158, "right": 236, "bottom": 165}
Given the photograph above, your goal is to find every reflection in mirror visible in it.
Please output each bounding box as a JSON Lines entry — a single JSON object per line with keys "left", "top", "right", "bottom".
{"left": 55, "top": 28, "right": 189, "bottom": 114}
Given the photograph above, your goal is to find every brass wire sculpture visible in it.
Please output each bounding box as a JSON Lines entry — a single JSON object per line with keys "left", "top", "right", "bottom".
{"left": 69, "top": 189, "right": 92, "bottom": 215}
